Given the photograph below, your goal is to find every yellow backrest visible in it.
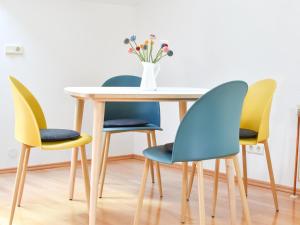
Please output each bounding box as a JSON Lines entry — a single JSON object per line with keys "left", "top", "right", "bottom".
{"left": 240, "top": 79, "right": 276, "bottom": 142}
{"left": 9, "top": 76, "right": 47, "bottom": 147}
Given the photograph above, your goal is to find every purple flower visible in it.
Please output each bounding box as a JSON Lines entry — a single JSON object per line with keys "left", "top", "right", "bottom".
{"left": 150, "top": 34, "right": 156, "bottom": 40}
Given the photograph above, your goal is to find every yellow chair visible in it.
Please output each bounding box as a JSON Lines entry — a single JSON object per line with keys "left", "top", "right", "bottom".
{"left": 8, "top": 76, "right": 92, "bottom": 225}
{"left": 187, "top": 79, "right": 279, "bottom": 213}
{"left": 238, "top": 79, "right": 278, "bottom": 210}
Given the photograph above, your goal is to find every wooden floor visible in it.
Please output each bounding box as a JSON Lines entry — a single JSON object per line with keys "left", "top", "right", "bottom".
{"left": 0, "top": 159, "right": 300, "bottom": 225}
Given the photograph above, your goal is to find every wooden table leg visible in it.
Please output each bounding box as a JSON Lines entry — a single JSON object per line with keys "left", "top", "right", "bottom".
{"left": 293, "top": 115, "right": 300, "bottom": 196}
{"left": 89, "top": 101, "right": 105, "bottom": 225}
{"left": 179, "top": 100, "right": 188, "bottom": 222}
{"left": 69, "top": 98, "right": 85, "bottom": 200}
{"left": 181, "top": 162, "right": 188, "bottom": 223}
{"left": 179, "top": 101, "right": 187, "bottom": 121}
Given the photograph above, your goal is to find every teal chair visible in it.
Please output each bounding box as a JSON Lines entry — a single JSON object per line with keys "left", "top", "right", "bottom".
{"left": 98, "top": 75, "right": 162, "bottom": 198}
{"left": 69, "top": 75, "right": 163, "bottom": 199}
{"left": 133, "top": 81, "right": 252, "bottom": 225}
{"left": 100, "top": 75, "right": 162, "bottom": 198}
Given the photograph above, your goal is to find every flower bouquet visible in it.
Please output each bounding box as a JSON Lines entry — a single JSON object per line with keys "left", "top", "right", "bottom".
{"left": 124, "top": 34, "right": 174, "bottom": 90}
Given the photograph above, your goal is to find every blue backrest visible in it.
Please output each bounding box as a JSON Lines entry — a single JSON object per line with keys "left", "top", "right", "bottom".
{"left": 171, "top": 81, "right": 248, "bottom": 162}
{"left": 102, "top": 75, "right": 160, "bottom": 126}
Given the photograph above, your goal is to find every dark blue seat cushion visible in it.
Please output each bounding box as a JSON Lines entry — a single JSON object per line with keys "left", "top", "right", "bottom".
{"left": 164, "top": 128, "right": 258, "bottom": 152}
{"left": 40, "top": 129, "right": 80, "bottom": 142}
{"left": 104, "top": 119, "right": 149, "bottom": 128}
{"left": 239, "top": 128, "right": 258, "bottom": 139}
{"left": 164, "top": 143, "right": 174, "bottom": 152}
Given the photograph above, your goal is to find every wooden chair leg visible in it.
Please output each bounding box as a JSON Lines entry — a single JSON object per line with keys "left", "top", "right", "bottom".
{"left": 293, "top": 115, "right": 300, "bottom": 196}
{"left": 17, "top": 147, "right": 31, "bottom": 207}
{"left": 263, "top": 141, "right": 279, "bottom": 212}
{"left": 233, "top": 156, "right": 252, "bottom": 225}
{"left": 133, "top": 159, "right": 150, "bottom": 225}
{"left": 181, "top": 162, "right": 188, "bottom": 223}
{"left": 211, "top": 159, "right": 220, "bottom": 218}
{"left": 80, "top": 145, "right": 90, "bottom": 208}
{"left": 69, "top": 147, "right": 79, "bottom": 200}
{"left": 147, "top": 132, "right": 155, "bottom": 184}
{"left": 225, "top": 158, "right": 237, "bottom": 225}
{"left": 98, "top": 133, "right": 111, "bottom": 198}
{"left": 150, "top": 131, "right": 163, "bottom": 197}
{"left": 9, "top": 144, "right": 27, "bottom": 225}
{"left": 187, "top": 162, "right": 196, "bottom": 200}
{"left": 197, "top": 161, "right": 206, "bottom": 225}
{"left": 155, "top": 162, "right": 163, "bottom": 198}
{"left": 242, "top": 145, "right": 248, "bottom": 196}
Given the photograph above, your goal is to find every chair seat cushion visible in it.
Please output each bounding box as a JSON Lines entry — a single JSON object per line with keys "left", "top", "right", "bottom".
{"left": 41, "top": 133, "right": 92, "bottom": 150}
{"left": 40, "top": 129, "right": 80, "bottom": 142}
{"left": 104, "top": 119, "right": 149, "bottom": 127}
{"left": 164, "top": 129, "right": 258, "bottom": 151}
{"left": 143, "top": 146, "right": 173, "bottom": 164}
{"left": 164, "top": 142, "right": 174, "bottom": 152}
{"left": 239, "top": 128, "right": 258, "bottom": 139}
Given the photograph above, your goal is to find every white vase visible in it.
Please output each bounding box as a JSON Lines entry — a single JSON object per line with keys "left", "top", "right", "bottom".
{"left": 140, "top": 62, "right": 160, "bottom": 91}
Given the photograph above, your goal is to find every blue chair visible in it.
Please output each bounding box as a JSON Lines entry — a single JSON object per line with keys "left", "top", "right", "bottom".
{"left": 133, "top": 81, "right": 252, "bottom": 225}
{"left": 99, "top": 75, "right": 162, "bottom": 198}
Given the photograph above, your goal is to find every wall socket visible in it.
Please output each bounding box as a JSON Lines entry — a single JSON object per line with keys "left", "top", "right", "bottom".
{"left": 246, "top": 145, "right": 264, "bottom": 155}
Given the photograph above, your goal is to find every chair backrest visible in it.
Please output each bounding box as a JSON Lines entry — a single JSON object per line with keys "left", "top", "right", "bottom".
{"left": 9, "top": 76, "right": 47, "bottom": 147}
{"left": 171, "top": 81, "right": 248, "bottom": 162}
{"left": 240, "top": 79, "right": 276, "bottom": 142}
{"left": 102, "top": 75, "right": 160, "bottom": 126}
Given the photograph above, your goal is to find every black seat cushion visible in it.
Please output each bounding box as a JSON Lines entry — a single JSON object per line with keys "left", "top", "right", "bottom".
{"left": 164, "top": 129, "right": 257, "bottom": 152}
{"left": 40, "top": 129, "right": 80, "bottom": 142}
{"left": 164, "top": 142, "right": 174, "bottom": 152}
{"left": 104, "top": 119, "right": 149, "bottom": 127}
{"left": 239, "top": 128, "right": 258, "bottom": 139}
{"left": 162, "top": 129, "right": 257, "bottom": 152}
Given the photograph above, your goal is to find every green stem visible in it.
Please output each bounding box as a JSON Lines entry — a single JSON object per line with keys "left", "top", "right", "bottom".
{"left": 153, "top": 49, "right": 162, "bottom": 63}
{"left": 156, "top": 54, "right": 167, "bottom": 63}
{"left": 150, "top": 43, "right": 154, "bottom": 62}
{"left": 142, "top": 48, "right": 146, "bottom": 61}
{"left": 147, "top": 45, "right": 149, "bottom": 62}
{"left": 154, "top": 50, "right": 163, "bottom": 63}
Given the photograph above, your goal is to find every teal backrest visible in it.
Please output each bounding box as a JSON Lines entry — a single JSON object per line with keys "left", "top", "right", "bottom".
{"left": 171, "top": 81, "right": 248, "bottom": 162}
{"left": 102, "top": 75, "right": 161, "bottom": 126}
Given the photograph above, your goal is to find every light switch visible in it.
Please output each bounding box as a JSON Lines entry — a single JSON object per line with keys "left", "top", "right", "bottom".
{"left": 5, "top": 45, "right": 24, "bottom": 55}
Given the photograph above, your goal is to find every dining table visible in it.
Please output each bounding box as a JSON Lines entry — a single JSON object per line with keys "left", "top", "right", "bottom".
{"left": 64, "top": 86, "right": 208, "bottom": 225}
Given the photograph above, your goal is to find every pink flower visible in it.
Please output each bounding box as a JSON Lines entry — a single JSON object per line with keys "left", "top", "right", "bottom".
{"left": 163, "top": 46, "right": 169, "bottom": 53}
{"left": 128, "top": 48, "right": 133, "bottom": 53}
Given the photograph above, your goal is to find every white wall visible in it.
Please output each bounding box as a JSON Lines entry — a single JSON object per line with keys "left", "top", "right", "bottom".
{"left": 133, "top": 0, "right": 300, "bottom": 187}
{"left": 1, "top": 0, "right": 300, "bottom": 188}
{"left": 0, "top": 0, "right": 138, "bottom": 168}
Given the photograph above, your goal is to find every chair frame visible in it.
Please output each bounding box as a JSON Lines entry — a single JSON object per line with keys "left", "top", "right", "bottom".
{"left": 133, "top": 156, "right": 251, "bottom": 225}
{"left": 68, "top": 75, "right": 162, "bottom": 200}
{"left": 8, "top": 77, "right": 91, "bottom": 225}
{"left": 187, "top": 79, "right": 279, "bottom": 213}
{"left": 97, "top": 130, "right": 163, "bottom": 198}
{"left": 133, "top": 81, "right": 251, "bottom": 225}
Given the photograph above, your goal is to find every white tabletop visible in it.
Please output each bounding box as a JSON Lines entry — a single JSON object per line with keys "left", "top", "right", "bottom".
{"left": 64, "top": 87, "right": 208, "bottom": 101}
